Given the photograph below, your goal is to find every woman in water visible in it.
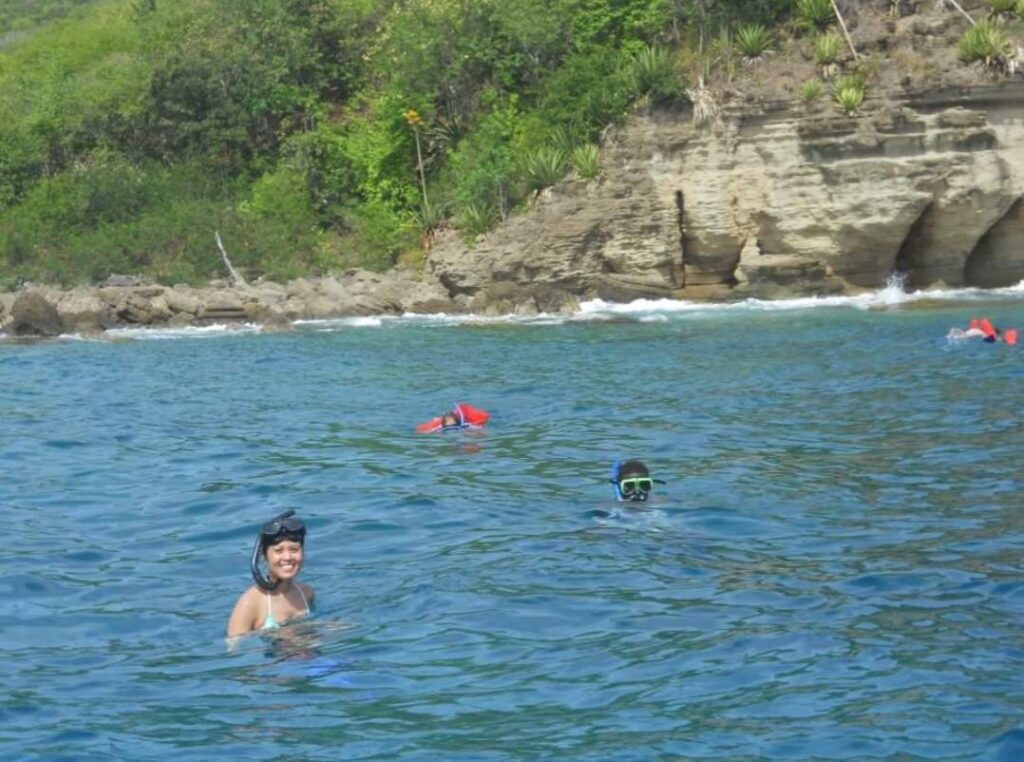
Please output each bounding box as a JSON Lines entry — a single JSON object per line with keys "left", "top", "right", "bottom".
{"left": 227, "top": 510, "right": 315, "bottom": 638}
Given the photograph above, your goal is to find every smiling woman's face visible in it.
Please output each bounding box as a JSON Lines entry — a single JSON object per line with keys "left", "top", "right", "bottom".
{"left": 264, "top": 539, "right": 304, "bottom": 581}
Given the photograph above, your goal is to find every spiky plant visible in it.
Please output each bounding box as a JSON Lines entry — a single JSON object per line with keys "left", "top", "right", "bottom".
{"left": 631, "top": 46, "right": 679, "bottom": 99}
{"left": 814, "top": 31, "right": 843, "bottom": 65}
{"left": 800, "top": 79, "right": 824, "bottom": 102}
{"left": 520, "top": 147, "right": 568, "bottom": 192}
{"left": 571, "top": 144, "right": 601, "bottom": 179}
{"left": 458, "top": 203, "right": 499, "bottom": 238}
{"left": 833, "top": 75, "right": 865, "bottom": 112}
{"left": 797, "top": 0, "right": 835, "bottom": 29}
{"left": 735, "top": 24, "right": 774, "bottom": 59}
{"left": 957, "top": 20, "right": 1011, "bottom": 65}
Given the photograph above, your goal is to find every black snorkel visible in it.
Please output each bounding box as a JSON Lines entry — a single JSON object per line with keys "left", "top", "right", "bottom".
{"left": 250, "top": 510, "right": 306, "bottom": 591}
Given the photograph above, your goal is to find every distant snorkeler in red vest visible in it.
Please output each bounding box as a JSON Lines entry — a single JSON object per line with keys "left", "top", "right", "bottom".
{"left": 948, "top": 317, "right": 1018, "bottom": 345}
{"left": 416, "top": 402, "right": 491, "bottom": 433}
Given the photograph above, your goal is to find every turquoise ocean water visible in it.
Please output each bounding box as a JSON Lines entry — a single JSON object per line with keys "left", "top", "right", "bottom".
{"left": 2, "top": 284, "right": 1024, "bottom": 760}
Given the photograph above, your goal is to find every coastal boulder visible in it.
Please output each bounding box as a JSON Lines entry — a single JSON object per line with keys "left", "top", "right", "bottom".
{"left": 0, "top": 291, "right": 14, "bottom": 323}
{"left": 470, "top": 281, "right": 580, "bottom": 315}
{"left": 116, "top": 288, "right": 173, "bottom": 325}
{"left": 57, "top": 288, "right": 110, "bottom": 333}
{"left": 8, "top": 291, "right": 64, "bottom": 337}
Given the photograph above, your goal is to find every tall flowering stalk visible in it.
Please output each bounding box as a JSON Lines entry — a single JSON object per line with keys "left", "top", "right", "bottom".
{"left": 403, "top": 109, "right": 431, "bottom": 220}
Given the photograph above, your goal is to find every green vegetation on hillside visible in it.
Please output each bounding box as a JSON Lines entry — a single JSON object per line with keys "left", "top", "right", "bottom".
{"left": 0, "top": 0, "right": 1015, "bottom": 287}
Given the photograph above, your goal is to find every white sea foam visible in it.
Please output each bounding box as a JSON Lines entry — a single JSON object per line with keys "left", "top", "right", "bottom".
{"left": 575, "top": 279, "right": 1024, "bottom": 319}
{"left": 104, "top": 323, "right": 263, "bottom": 341}
{"left": 31, "top": 278, "right": 1024, "bottom": 341}
{"left": 295, "top": 316, "right": 385, "bottom": 329}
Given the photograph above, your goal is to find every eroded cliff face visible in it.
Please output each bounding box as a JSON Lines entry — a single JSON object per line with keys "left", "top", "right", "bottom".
{"left": 428, "top": 81, "right": 1024, "bottom": 306}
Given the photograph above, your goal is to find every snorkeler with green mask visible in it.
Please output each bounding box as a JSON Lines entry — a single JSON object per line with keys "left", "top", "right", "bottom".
{"left": 227, "top": 511, "right": 315, "bottom": 638}
{"left": 610, "top": 460, "right": 665, "bottom": 503}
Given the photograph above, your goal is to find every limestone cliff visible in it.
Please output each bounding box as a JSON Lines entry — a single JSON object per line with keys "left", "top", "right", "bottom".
{"left": 428, "top": 80, "right": 1024, "bottom": 307}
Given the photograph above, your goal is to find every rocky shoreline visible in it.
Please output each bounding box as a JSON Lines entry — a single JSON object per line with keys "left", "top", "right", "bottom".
{"left": 6, "top": 80, "right": 1024, "bottom": 338}
{"left": 0, "top": 267, "right": 593, "bottom": 339}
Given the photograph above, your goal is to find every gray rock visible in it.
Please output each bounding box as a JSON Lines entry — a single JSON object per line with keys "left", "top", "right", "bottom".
{"left": 164, "top": 288, "right": 201, "bottom": 315}
{"left": 57, "top": 288, "right": 109, "bottom": 333}
{"left": 117, "top": 291, "right": 173, "bottom": 325}
{"left": 9, "top": 291, "right": 64, "bottom": 337}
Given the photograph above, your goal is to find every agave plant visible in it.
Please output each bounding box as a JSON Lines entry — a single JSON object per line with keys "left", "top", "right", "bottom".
{"left": 814, "top": 31, "right": 842, "bottom": 65}
{"left": 800, "top": 79, "right": 824, "bottom": 102}
{"left": 797, "top": 0, "right": 835, "bottom": 29}
{"left": 833, "top": 75, "right": 865, "bottom": 112}
{"left": 957, "top": 20, "right": 1011, "bottom": 65}
{"left": 458, "top": 203, "right": 499, "bottom": 238}
{"left": 410, "top": 199, "right": 446, "bottom": 236}
{"left": 520, "top": 147, "right": 568, "bottom": 192}
{"left": 735, "top": 24, "right": 774, "bottom": 59}
{"left": 631, "top": 46, "right": 679, "bottom": 99}
{"left": 571, "top": 144, "right": 601, "bottom": 179}
{"left": 548, "top": 125, "right": 582, "bottom": 155}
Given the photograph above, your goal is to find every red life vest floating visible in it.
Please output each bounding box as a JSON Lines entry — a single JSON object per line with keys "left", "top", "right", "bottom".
{"left": 1003, "top": 328, "right": 1018, "bottom": 346}
{"left": 416, "top": 402, "right": 491, "bottom": 433}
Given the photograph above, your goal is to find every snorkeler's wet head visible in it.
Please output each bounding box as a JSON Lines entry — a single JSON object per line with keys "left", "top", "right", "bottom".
{"left": 611, "top": 459, "right": 655, "bottom": 502}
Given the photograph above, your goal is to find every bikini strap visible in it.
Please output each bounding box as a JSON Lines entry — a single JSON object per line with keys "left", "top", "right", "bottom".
{"left": 297, "top": 585, "right": 309, "bottom": 614}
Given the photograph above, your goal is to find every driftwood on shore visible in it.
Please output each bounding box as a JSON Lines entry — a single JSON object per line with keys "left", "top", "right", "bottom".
{"left": 215, "top": 231, "right": 248, "bottom": 288}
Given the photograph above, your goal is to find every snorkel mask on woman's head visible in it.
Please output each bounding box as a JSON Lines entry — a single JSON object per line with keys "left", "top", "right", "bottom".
{"left": 250, "top": 510, "right": 306, "bottom": 590}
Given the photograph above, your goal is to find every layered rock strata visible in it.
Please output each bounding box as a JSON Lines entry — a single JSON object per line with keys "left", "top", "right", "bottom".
{"left": 428, "top": 81, "right": 1024, "bottom": 303}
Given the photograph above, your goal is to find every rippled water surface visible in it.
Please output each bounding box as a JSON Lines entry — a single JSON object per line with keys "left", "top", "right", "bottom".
{"left": 2, "top": 294, "right": 1024, "bottom": 760}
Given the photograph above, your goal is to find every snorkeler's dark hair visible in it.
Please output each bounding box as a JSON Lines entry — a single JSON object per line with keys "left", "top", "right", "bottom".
{"left": 616, "top": 460, "right": 650, "bottom": 480}
{"left": 250, "top": 510, "right": 306, "bottom": 591}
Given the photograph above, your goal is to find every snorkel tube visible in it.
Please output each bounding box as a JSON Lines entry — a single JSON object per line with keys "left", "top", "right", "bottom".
{"left": 250, "top": 510, "right": 306, "bottom": 591}
{"left": 610, "top": 459, "right": 626, "bottom": 501}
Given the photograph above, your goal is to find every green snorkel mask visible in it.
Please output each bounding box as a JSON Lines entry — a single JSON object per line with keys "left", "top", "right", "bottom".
{"left": 250, "top": 510, "right": 306, "bottom": 591}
